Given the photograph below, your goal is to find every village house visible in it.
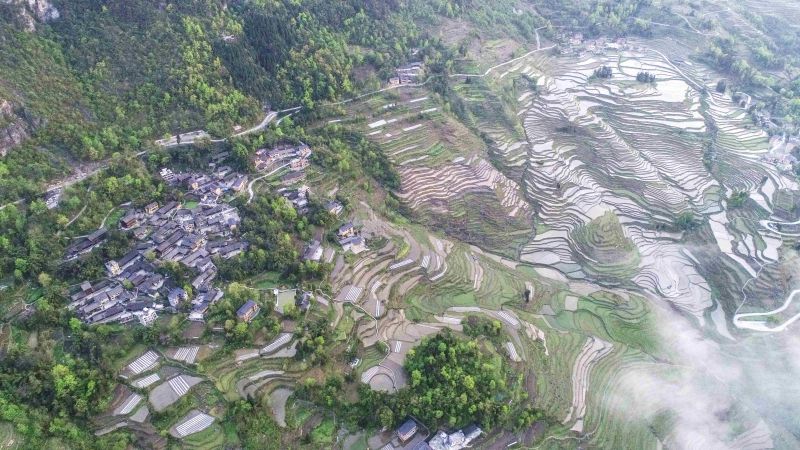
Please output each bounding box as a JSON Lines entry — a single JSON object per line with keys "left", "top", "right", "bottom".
{"left": 397, "top": 419, "right": 419, "bottom": 443}
{"left": 112, "top": 249, "right": 143, "bottom": 275}
{"left": 325, "top": 200, "right": 344, "bottom": 216}
{"left": 226, "top": 173, "right": 248, "bottom": 192}
{"left": 160, "top": 167, "right": 177, "bottom": 184}
{"left": 298, "top": 291, "right": 313, "bottom": 312}
{"left": 427, "top": 424, "right": 482, "bottom": 450}
{"left": 236, "top": 300, "right": 261, "bottom": 322}
{"left": 395, "top": 61, "right": 424, "bottom": 84}
{"left": 144, "top": 202, "right": 159, "bottom": 215}
{"left": 280, "top": 187, "right": 309, "bottom": 213}
{"left": 340, "top": 236, "right": 367, "bottom": 254}
{"left": 254, "top": 145, "right": 292, "bottom": 168}
{"left": 120, "top": 212, "right": 140, "bottom": 230}
{"left": 65, "top": 228, "right": 108, "bottom": 261}
{"left": 337, "top": 222, "right": 358, "bottom": 239}
{"left": 188, "top": 309, "right": 205, "bottom": 322}
{"left": 134, "top": 306, "right": 158, "bottom": 327}
{"left": 302, "top": 240, "right": 323, "bottom": 262}
{"left": 218, "top": 242, "right": 248, "bottom": 259}
{"left": 156, "top": 201, "right": 180, "bottom": 217}
{"left": 192, "top": 268, "right": 217, "bottom": 292}
{"left": 214, "top": 165, "right": 232, "bottom": 179}
{"left": 133, "top": 227, "right": 149, "bottom": 240}
{"left": 254, "top": 142, "right": 312, "bottom": 172}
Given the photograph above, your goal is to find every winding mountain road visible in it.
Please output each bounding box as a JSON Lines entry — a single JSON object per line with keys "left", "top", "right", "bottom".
{"left": 734, "top": 289, "right": 800, "bottom": 332}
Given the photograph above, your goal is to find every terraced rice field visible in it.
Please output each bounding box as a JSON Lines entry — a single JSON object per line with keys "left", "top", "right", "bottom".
{"left": 570, "top": 211, "right": 641, "bottom": 282}
{"left": 298, "top": 20, "right": 800, "bottom": 448}
{"left": 201, "top": 345, "right": 301, "bottom": 411}
{"left": 305, "top": 35, "right": 800, "bottom": 446}
{"left": 405, "top": 245, "right": 541, "bottom": 321}
{"left": 441, "top": 39, "right": 800, "bottom": 335}
{"left": 327, "top": 86, "right": 534, "bottom": 253}
{"left": 180, "top": 423, "right": 225, "bottom": 449}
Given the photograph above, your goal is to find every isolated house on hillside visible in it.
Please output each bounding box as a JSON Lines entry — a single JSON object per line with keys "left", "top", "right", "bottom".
{"left": 303, "top": 240, "right": 323, "bottom": 262}
{"left": 236, "top": 300, "right": 260, "bottom": 323}
{"left": 325, "top": 200, "right": 343, "bottom": 216}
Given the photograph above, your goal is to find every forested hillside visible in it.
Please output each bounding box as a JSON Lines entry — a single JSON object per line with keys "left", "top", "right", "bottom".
{"left": 0, "top": 0, "right": 548, "bottom": 205}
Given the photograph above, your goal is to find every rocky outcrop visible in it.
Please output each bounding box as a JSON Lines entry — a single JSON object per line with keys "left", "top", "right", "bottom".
{"left": 0, "top": 100, "right": 38, "bottom": 157}
{"left": 0, "top": 0, "right": 60, "bottom": 32}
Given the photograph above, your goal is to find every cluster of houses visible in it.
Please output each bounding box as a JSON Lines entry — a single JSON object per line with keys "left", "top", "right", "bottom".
{"left": 557, "top": 32, "right": 636, "bottom": 55}
{"left": 159, "top": 166, "right": 248, "bottom": 205}
{"left": 390, "top": 62, "right": 424, "bottom": 86}
{"left": 278, "top": 185, "right": 311, "bottom": 214}
{"left": 761, "top": 153, "right": 798, "bottom": 172}
{"left": 62, "top": 141, "right": 354, "bottom": 327}
{"left": 761, "top": 134, "right": 800, "bottom": 172}
{"left": 68, "top": 278, "right": 164, "bottom": 327}
{"left": 730, "top": 90, "right": 784, "bottom": 135}
{"left": 749, "top": 106, "right": 790, "bottom": 135}
{"left": 65, "top": 228, "right": 108, "bottom": 261}
{"left": 68, "top": 192, "right": 246, "bottom": 325}
{"left": 337, "top": 221, "right": 367, "bottom": 254}
{"left": 252, "top": 142, "right": 313, "bottom": 186}
{"left": 392, "top": 418, "right": 482, "bottom": 450}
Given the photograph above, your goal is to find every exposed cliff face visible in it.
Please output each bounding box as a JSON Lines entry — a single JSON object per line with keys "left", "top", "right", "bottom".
{"left": 0, "top": 0, "right": 60, "bottom": 31}
{"left": 0, "top": 100, "right": 39, "bottom": 157}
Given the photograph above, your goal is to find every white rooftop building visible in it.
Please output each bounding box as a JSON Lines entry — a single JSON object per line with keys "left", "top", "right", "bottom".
{"left": 428, "top": 425, "right": 482, "bottom": 450}
{"left": 136, "top": 307, "right": 158, "bottom": 327}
